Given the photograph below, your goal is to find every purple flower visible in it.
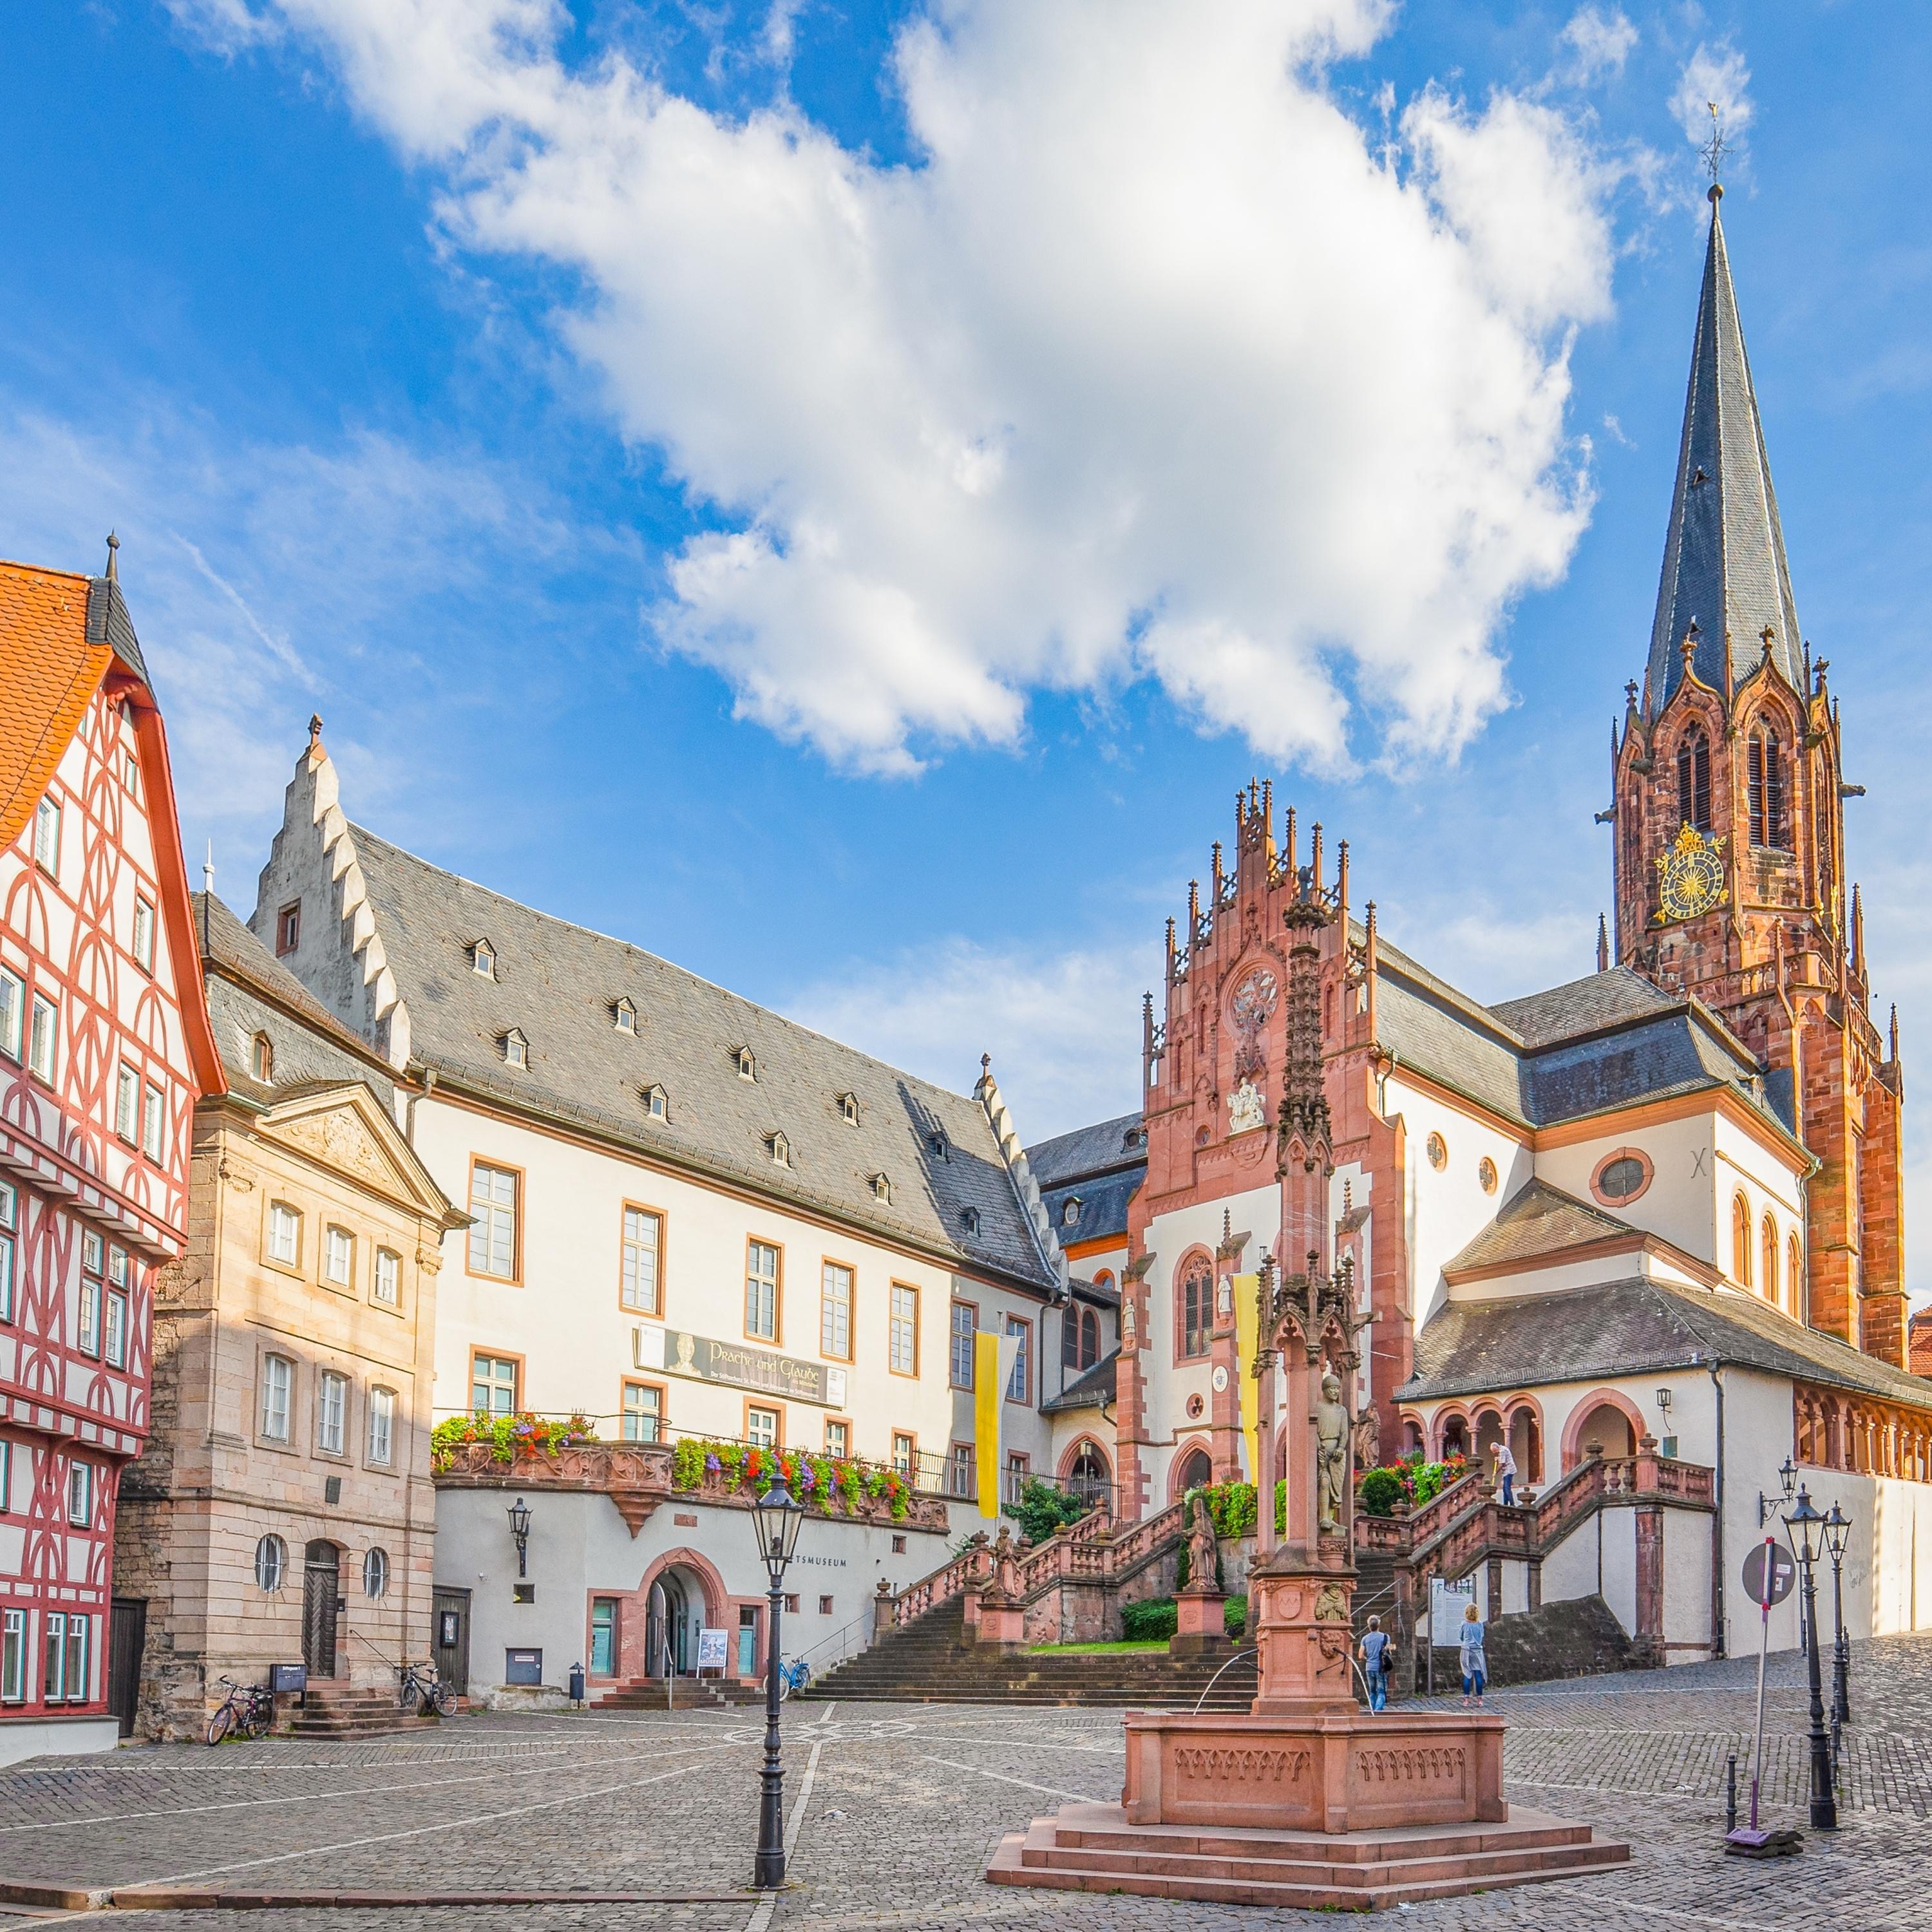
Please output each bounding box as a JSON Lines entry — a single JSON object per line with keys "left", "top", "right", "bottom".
{"left": 705, "top": 1454, "right": 722, "bottom": 1473}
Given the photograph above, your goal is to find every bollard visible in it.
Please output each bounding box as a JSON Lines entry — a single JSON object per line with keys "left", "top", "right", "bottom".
{"left": 1725, "top": 1754, "right": 1736, "bottom": 1835}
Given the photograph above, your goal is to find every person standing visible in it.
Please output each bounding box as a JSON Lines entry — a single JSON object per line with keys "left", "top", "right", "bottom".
{"left": 1358, "top": 1615, "right": 1390, "bottom": 1714}
{"left": 1493, "top": 1438, "right": 1517, "bottom": 1507}
{"left": 1459, "top": 1602, "right": 1488, "bottom": 1707}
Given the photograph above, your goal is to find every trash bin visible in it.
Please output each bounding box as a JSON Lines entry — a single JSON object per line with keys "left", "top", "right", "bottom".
{"left": 567, "top": 1662, "right": 586, "bottom": 1707}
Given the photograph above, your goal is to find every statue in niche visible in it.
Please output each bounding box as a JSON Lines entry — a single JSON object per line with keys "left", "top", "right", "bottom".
{"left": 1122, "top": 1296, "right": 1137, "bottom": 1348}
{"left": 1315, "top": 1369, "right": 1350, "bottom": 1533}
{"left": 1184, "top": 1490, "right": 1220, "bottom": 1592}
{"left": 1352, "top": 1404, "right": 1381, "bottom": 1474}
{"left": 1228, "top": 1079, "right": 1267, "bottom": 1135}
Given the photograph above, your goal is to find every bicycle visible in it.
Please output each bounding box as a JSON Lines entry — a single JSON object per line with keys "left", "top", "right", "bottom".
{"left": 777, "top": 1656, "right": 811, "bottom": 1701}
{"left": 205, "top": 1676, "right": 274, "bottom": 1745}
{"left": 397, "top": 1660, "right": 457, "bottom": 1717}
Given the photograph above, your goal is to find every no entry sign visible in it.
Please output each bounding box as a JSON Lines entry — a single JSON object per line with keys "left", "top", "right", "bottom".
{"left": 1742, "top": 1540, "right": 1797, "bottom": 1609}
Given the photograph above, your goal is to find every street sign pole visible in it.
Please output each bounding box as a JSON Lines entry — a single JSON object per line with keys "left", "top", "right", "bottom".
{"left": 1727, "top": 1537, "right": 1801, "bottom": 1857}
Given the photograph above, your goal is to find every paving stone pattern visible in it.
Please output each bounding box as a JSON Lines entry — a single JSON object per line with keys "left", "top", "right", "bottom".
{"left": 1, "top": 1634, "right": 1929, "bottom": 1929}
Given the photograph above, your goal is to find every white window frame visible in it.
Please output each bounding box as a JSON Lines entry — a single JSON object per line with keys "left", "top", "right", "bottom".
{"left": 67, "top": 1460, "right": 93, "bottom": 1528}
{"left": 0, "top": 1182, "right": 14, "bottom": 1324}
{"left": 1005, "top": 1312, "right": 1031, "bottom": 1405}
{"left": 317, "top": 1370, "right": 347, "bottom": 1455}
{"left": 267, "top": 1202, "right": 301, "bottom": 1268}
{"left": 254, "top": 1535, "right": 287, "bottom": 1592}
{"left": 363, "top": 1547, "right": 389, "bottom": 1598}
{"left": 132, "top": 895, "right": 155, "bottom": 973}
{"left": 77, "top": 1277, "right": 100, "bottom": 1358}
{"left": 745, "top": 1240, "right": 780, "bottom": 1342}
{"left": 33, "top": 797, "right": 60, "bottom": 875}
{"left": 28, "top": 992, "right": 56, "bottom": 1083}
{"left": 104, "top": 1289, "right": 128, "bottom": 1369}
{"left": 621, "top": 1381, "right": 662, "bottom": 1443}
{"left": 820, "top": 1260, "right": 853, "bottom": 1360}
{"left": 260, "top": 1354, "right": 292, "bottom": 1442}
{"left": 468, "top": 1163, "right": 519, "bottom": 1281}
{"left": 0, "top": 967, "right": 21, "bottom": 1063}
{"left": 620, "top": 1207, "right": 661, "bottom": 1315}
{"left": 115, "top": 1065, "right": 138, "bottom": 1142}
{"left": 746, "top": 1405, "right": 779, "bottom": 1450}
{"left": 374, "top": 1247, "right": 401, "bottom": 1307}
{"left": 141, "top": 1082, "right": 166, "bottom": 1161}
{"left": 64, "top": 1613, "right": 88, "bottom": 1702}
{"left": 889, "top": 1283, "right": 918, "bottom": 1378}
{"left": 324, "top": 1225, "right": 355, "bottom": 1289}
{"left": 0, "top": 1607, "right": 22, "bottom": 1703}
{"left": 366, "top": 1386, "right": 395, "bottom": 1466}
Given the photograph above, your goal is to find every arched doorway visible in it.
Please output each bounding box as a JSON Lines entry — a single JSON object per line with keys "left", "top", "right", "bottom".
{"left": 1508, "top": 1405, "right": 1543, "bottom": 1483}
{"left": 1438, "top": 1412, "right": 1469, "bottom": 1462}
{"left": 1566, "top": 1396, "right": 1637, "bottom": 1469}
{"left": 1473, "top": 1410, "right": 1505, "bottom": 1470}
{"left": 302, "top": 1540, "right": 341, "bottom": 1679}
{"left": 1173, "top": 1443, "right": 1213, "bottom": 1497}
{"left": 1064, "top": 1439, "right": 1112, "bottom": 1508}
{"left": 645, "top": 1566, "right": 704, "bottom": 1676}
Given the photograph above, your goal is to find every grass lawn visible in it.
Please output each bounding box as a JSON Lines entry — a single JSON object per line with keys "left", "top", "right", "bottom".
{"left": 1025, "top": 1640, "right": 1170, "bottom": 1654}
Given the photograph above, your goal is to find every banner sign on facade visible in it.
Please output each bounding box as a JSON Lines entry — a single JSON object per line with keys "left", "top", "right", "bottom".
{"left": 1232, "top": 1272, "right": 1260, "bottom": 1481}
{"left": 635, "top": 1325, "right": 848, "bottom": 1409}
{"left": 974, "top": 1327, "right": 1023, "bottom": 1518}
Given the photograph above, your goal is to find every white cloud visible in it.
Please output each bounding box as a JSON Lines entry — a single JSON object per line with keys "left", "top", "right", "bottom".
{"left": 1558, "top": 8, "right": 1636, "bottom": 86}
{"left": 1671, "top": 42, "right": 1754, "bottom": 151}
{"left": 174, "top": 0, "right": 1620, "bottom": 777}
{"left": 786, "top": 936, "right": 1155, "bottom": 1142}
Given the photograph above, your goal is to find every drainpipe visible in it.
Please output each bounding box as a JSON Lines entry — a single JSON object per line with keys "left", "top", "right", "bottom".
{"left": 1698, "top": 1351, "right": 1727, "bottom": 1660}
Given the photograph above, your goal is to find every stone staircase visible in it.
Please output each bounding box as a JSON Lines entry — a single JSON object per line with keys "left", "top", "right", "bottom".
{"left": 286, "top": 1681, "right": 441, "bottom": 1739}
{"left": 595, "top": 1675, "right": 767, "bottom": 1710}
{"left": 988, "top": 1801, "right": 1629, "bottom": 1909}
{"left": 799, "top": 1597, "right": 1260, "bottom": 1709}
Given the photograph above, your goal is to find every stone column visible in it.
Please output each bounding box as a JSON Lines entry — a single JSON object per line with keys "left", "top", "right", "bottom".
{"left": 1634, "top": 1502, "right": 1664, "bottom": 1668}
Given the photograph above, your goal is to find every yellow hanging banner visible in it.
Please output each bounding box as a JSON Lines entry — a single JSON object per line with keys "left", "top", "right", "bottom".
{"left": 1233, "top": 1272, "right": 1261, "bottom": 1484}
{"left": 974, "top": 1329, "right": 1002, "bottom": 1517}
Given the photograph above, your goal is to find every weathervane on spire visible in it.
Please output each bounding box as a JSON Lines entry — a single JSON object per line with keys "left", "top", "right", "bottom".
{"left": 1700, "top": 101, "right": 1728, "bottom": 198}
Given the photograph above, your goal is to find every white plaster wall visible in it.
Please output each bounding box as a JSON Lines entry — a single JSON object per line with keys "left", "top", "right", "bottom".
{"left": 1662, "top": 1506, "right": 1714, "bottom": 1656}
{"left": 410, "top": 1095, "right": 1057, "bottom": 1478}
{"left": 1535, "top": 1113, "right": 1719, "bottom": 1265}
{"left": 1383, "top": 1075, "right": 1530, "bottom": 1329}
{"left": 1785, "top": 1465, "right": 1932, "bottom": 1641}
{"left": 1712, "top": 1113, "right": 1806, "bottom": 1318}
{"left": 435, "top": 1487, "right": 952, "bottom": 1696}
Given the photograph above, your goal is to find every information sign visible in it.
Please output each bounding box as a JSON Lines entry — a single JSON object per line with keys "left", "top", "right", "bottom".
{"left": 696, "top": 1627, "right": 730, "bottom": 1672}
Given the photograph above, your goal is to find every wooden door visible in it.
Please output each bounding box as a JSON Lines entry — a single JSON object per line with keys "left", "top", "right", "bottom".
{"left": 302, "top": 1542, "right": 341, "bottom": 1678}
{"left": 432, "top": 1586, "right": 471, "bottom": 1696}
{"left": 108, "top": 1598, "right": 146, "bottom": 1738}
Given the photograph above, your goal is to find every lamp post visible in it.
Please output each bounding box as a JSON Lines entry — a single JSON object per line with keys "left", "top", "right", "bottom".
{"left": 1823, "top": 1501, "right": 1852, "bottom": 1727}
{"left": 1757, "top": 1455, "right": 1797, "bottom": 1528}
{"left": 1783, "top": 1488, "right": 1837, "bottom": 1830}
{"left": 750, "top": 1472, "right": 806, "bottom": 1889}
{"left": 506, "top": 1497, "right": 532, "bottom": 1579}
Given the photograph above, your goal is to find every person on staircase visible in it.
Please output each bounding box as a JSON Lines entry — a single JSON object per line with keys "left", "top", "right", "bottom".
{"left": 1492, "top": 1438, "right": 1517, "bottom": 1508}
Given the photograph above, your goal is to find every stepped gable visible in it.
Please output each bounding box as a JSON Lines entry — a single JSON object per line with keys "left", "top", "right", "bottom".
{"left": 195, "top": 893, "right": 396, "bottom": 1107}
{"left": 1043, "top": 1347, "right": 1119, "bottom": 1415}
{"left": 337, "top": 820, "right": 1057, "bottom": 1293}
{"left": 1439, "top": 1179, "right": 1638, "bottom": 1280}
{"left": 1401, "top": 1274, "right": 1932, "bottom": 1410}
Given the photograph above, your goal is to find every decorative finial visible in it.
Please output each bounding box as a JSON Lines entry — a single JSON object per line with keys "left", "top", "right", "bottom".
{"left": 981, "top": 1052, "right": 991, "bottom": 1074}
{"left": 1596, "top": 913, "right": 1610, "bottom": 974}
{"left": 204, "top": 840, "right": 214, "bottom": 895}
{"left": 1700, "top": 102, "right": 1728, "bottom": 200}
{"left": 307, "top": 712, "right": 324, "bottom": 751}
{"left": 104, "top": 530, "right": 119, "bottom": 582}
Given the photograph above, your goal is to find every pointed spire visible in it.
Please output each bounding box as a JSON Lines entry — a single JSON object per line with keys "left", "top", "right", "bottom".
{"left": 1596, "top": 914, "right": 1610, "bottom": 974}
{"left": 104, "top": 530, "right": 120, "bottom": 582}
{"left": 1647, "top": 188, "right": 1804, "bottom": 714}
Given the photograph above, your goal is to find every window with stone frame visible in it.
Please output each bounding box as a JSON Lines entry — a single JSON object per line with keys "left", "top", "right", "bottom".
{"left": 267, "top": 1200, "right": 302, "bottom": 1268}
{"left": 1748, "top": 727, "right": 1788, "bottom": 849}
{"left": 745, "top": 1240, "right": 781, "bottom": 1341}
{"left": 949, "top": 1298, "right": 976, "bottom": 1388}
{"left": 1732, "top": 1193, "right": 1753, "bottom": 1289}
{"left": 367, "top": 1386, "right": 396, "bottom": 1465}
{"left": 620, "top": 1206, "right": 662, "bottom": 1315}
{"left": 468, "top": 1162, "right": 520, "bottom": 1280}
{"left": 1762, "top": 1215, "right": 1780, "bottom": 1309}
{"left": 317, "top": 1370, "right": 348, "bottom": 1455}
{"left": 1004, "top": 1313, "right": 1031, "bottom": 1405}
{"left": 471, "top": 1354, "right": 518, "bottom": 1416}
{"left": 889, "top": 1283, "right": 919, "bottom": 1376}
{"left": 746, "top": 1405, "right": 779, "bottom": 1450}
{"left": 374, "top": 1247, "right": 401, "bottom": 1307}
{"left": 820, "top": 1260, "right": 853, "bottom": 1360}
{"left": 0, "top": 1181, "right": 16, "bottom": 1324}
{"left": 1676, "top": 729, "right": 1712, "bottom": 833}
{"left": 621, "top": 1379, "right": 663, "bottom": 1443}
{"left": 1179, "top": 1262, "right": 1213, "bottom": 1360}
{"left": 0, "top": 967, "right": 21, "bottom": 1064}
{"left": 1063, "top": 1303, "right": 1100, "bottom": 1374}
{"left": 260, "top": 1354, "right": 293, "bottom": 1441}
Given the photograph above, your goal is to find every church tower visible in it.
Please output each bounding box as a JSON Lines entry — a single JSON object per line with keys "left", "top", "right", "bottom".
{"left": 1609, "top": 184, "right": 1908, "bottom": 1363}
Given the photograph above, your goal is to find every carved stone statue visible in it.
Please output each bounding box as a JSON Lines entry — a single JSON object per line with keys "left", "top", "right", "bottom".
{"left": 1122, "top": 1296, "right": 1137, "bottom": 1347}
{"left": 1184, "top": 1490, "right": 1220, "bottom": 1592}
{"left": 1228, "top": 1078, "right": 1267, "bottom": 1135}
{"left": 1315, "top": 1369, "right": 1349, "bottom": 1533}
{"left": 1352, "top": 1404, "right": 1381, "bottom": 1473}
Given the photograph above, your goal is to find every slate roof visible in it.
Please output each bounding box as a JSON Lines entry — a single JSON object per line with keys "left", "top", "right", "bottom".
{"left": 84, "top": 572, "right": 151, "bottom": 687}
{"left": 339, "top": 824, "right": 1059, "bottom": 1293}
{"left": 1646, "top": 194, "right": 1805, "bottom": 710}
{"left": 1043, "top": 1347, "right": 1119, "bottom": 1414}
{"left": 1400, "top": 1276, "right": 1932, "bottom": 1413}
{"left": 1025, "top": 1112, "right": 1146, "bottom": 1189}
{"left": 0, "top": 560, "right": 115, "bottom": 854}
{"left": 1441, "top": 1180, "right": 1640, "bottom": 1278}
{"left": 196, "top": 894, "right": 396, "bottom": 1109}
{"left": 1369, "top": 949, "right": 1792, "bottom": 1142}
{"left": 1040, "top": 1168, "right": 1141, "bottom": 1251}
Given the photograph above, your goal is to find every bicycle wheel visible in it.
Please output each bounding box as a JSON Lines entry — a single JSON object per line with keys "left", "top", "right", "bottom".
{"left": 205, "top": 1703, "right": 234, "bottom": 1747}
{"left": 397, "top": 1677, "right": 418, "bottom": 1712}
{"left": 243, "top": 1699, "right": 269, "bottom": 1739}
{"left": 430, "top": 1681, "right": 457, "bottom": 1717}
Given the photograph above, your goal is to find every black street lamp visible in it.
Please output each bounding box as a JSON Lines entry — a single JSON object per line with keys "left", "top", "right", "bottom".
{"left": 750, "top": 1472, "right": 807, "bottom": 1890}
{"left": 1823, "top": 1501, "right": 1852, "bottom": 1727}
{"left": 1758, "top": 1454, "right": 1797, "bottom": 1527}
{"left": 1783, "top": 1488, "right": 1837, "bottom": 1830}
{"left": 506, "top": 1496, "right": 532, "bottom": 1579}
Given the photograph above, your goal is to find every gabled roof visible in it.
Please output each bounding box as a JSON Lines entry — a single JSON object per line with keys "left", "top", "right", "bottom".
{"left": 331, "top": 822, "right": 1059, "bottom": 1293}
{"left": 1401, "top": 1275, "right": 1932, "bottom": 1414}
{"left": 1441, "top": 1179, "right": 1638, "bottom": 1280}
{"left": 0, "top": 561, "right": 114, "bottom": 853}
{"left": 1646, "top": 191, "right": 1804, "bottom": 710}
{"left": 1043, "top": 1347, "right": 1119, "bottom": 1414}
{"left": 1489, "top": 969, "right": 1680, "bottom": 1048}
{"left": 1025, "top": 1112, "right": 1146, "bottom": 1188}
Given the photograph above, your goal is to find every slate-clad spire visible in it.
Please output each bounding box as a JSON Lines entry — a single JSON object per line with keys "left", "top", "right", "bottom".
{"left": 1646, "top": 186, "right": 1804, "bottom": 712}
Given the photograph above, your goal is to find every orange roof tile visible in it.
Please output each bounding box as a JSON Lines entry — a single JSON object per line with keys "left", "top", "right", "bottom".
{"left": 0, "top": 560, "right": 113, "bottom": 855}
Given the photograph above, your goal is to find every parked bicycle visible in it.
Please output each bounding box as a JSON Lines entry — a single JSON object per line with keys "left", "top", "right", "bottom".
{"left": 777, "top": 1656, "right": 811, "bottom": 1700}
{"left": 205, "top": 1676, "right": 275, "bottom": 1745}
{"left": 397, "top": 1660, "right": 457, "bottom": 1717}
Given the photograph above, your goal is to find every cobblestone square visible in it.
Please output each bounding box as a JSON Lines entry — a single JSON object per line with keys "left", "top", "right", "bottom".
{"left": 4, "top": 1635, "right": 1929, "bottom": 1931}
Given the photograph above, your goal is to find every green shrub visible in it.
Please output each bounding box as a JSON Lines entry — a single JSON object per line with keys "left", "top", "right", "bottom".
{"left": 1003, "top": 1477, "right": 1092, "bottom": 1546}
{"left": 1122, "top": 1597, "right": 1179, "bottom": 1642}
{"left": 1358, "top": 1466, "right": 1404, "bottom": 1518}
{"left": 1223, "top": 1596, "right": 1247, "bottom": 1639}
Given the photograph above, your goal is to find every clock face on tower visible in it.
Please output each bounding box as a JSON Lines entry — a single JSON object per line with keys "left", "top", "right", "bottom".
{"left": 1654, "top": 823, "right": 1728, "bottom": 923}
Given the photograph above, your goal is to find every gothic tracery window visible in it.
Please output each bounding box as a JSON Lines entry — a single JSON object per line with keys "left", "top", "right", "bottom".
{"left": 1179, "top": 1264, "right": 1212, "bottom": 1360}
{"left": 1748, "top": 727, "right": 1787, "bottom": 849}
{"left": 1676, "top": 730, "right": 1712, "bottom": 833}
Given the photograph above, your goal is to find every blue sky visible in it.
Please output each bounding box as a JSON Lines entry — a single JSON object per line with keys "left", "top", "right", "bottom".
{"left": 5, "top": 3, "right": 1929, "bottom": 1296}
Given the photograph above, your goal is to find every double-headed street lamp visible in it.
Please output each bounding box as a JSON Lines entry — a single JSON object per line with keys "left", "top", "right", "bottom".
{"left": 751, "top": 1473, "right": 807, "bottom": 1890}
{"left": 1823, "top": 1501, "right": 1852, "bottom": 1728}
{"left": 1783, "top": 1488, "right": 1838, "bottom": 1831}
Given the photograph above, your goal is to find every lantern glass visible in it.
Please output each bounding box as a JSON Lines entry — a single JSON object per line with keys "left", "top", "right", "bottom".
{"left": 751, "top": 1476, "right": 806, "bottom": 1582}
{"left": 1785, "top": 1486, "right": 1823, "bottom": 1564}
{"left": 507, "top": 1497, "right": 531, "bottom": 1540}
{"left": 1823, "top": 1501, "right": 1851, "bottom": 1564}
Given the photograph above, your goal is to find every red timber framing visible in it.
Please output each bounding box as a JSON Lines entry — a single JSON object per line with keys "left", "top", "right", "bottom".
{"left": 0, "top": 557, "right": 221, "bottom": 1734}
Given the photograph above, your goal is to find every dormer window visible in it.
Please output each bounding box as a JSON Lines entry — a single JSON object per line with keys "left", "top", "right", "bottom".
{"left": 960, "top": 1206, "right": 980, "bottom": 1236}
{"left": 736, "top": 1046, "right": 756, "bottom": 1081}
{"left": 613, "top": 998, "right": 637, "bottom": 1034}
{"left": 871, "top": 1171, "right": 891, "bottom": 1204}
{"left": 502, "top": 1028, "right": 527, "bottom": 1070}
{"left": 927, "top": 1129, "right": 949, "bottom": 1160}
{"left": 472, "top": 940, "right": 497, "bottom": 978}
{"left": 250, "top": 1034, "right": 273, "bottom": 1083}
{"left": 1124, "top": 1126, "right": 1142, "bottom": 1151}
{"left": 643, "top": 1083, "right": 669, "bottom": 1122}
{"left": 769, "top": 1132, "right": 791, "bottom": 1168}
{"left": 1063, "top": 1196, "right": 1081, "bottom": 1228}
{"left": 838, "top": 1091, "right": 860, "bottom": 1126}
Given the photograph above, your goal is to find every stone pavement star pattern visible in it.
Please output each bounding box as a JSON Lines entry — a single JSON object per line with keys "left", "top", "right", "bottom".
{"left": 1, "top": 1634, "right": 1929, "bottom": 1929}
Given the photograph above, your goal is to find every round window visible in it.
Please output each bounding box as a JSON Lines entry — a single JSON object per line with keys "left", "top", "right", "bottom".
{"left": 1186, "top": 1393, "right": 1205, "bottom": 1420}
{"left": 1478, "top": 1157, "right": 1497, "bottom": 1194}
{"left": 1595, "top": 1152, "right": 1650, "bottom": 1203}
{"left": 1426, "top": 1132, "right": 1447, "bottom": 1171}
{"left": 254, "top": 1534, "right": 287, "bottom": 1593}
{"left": 363, "top": 1547, "right": 390, "bottom": 1599}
